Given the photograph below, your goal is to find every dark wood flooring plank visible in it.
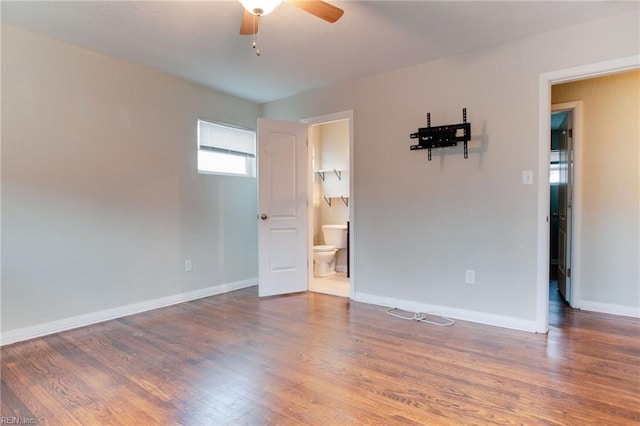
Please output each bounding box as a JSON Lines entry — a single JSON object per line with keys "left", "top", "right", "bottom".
{"left": 1, "top": 380, "right": 35, "bottom": 420}
{"left": 2, "top": 285, "right": 639, "bottom": 425}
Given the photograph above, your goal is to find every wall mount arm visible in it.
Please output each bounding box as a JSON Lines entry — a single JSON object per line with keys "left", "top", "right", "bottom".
{"left": 410, "top": 108, "right": 471, "bottom": 161}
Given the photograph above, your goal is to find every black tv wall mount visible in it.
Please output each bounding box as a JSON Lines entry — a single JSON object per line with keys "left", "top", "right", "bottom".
{"left": 410, "top": 108, "right": 471, "bottom": 161}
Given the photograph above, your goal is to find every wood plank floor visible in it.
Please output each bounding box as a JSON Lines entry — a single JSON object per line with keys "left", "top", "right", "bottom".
{"left": 2, "top": 285, "right": 639, "bottom": 425}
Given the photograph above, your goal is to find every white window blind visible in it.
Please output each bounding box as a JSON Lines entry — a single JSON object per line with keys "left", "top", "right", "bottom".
{"left": 198, "top": 120, "right": 255, "bottom": 155}
{"left": 197, "top": 119, "right": 256, "bottom": 176}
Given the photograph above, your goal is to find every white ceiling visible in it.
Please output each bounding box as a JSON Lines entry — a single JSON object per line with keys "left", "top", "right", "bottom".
{"left": 2, "top": 1, "right": 638, "bottom": 103}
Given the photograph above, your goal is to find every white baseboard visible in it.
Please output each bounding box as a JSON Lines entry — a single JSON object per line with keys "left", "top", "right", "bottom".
{"left": 352, "top": 291, "right": 538, "bottom": 333}
{"left": 335, "top": 265, "right": 347, "bottom": 273}
{"left": 579, "top": 300, "right": 640, "bottom": 318}
{"left": 0, "top": 278, "right": 257, "bottom": 346}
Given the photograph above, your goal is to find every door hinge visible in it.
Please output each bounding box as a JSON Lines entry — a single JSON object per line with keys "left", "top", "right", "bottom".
{"left": 567, "top": 268, "right": 571, "bottom": 278}
{"left": 568, "top": 128, "right": 573, "bottom": 138}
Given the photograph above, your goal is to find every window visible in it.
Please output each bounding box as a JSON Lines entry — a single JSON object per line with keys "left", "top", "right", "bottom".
{"left": 197, "top": 119, "right": 256, "bottom": 177}
{"left": 549, "top": 150, "right": 567, "bottom": 185}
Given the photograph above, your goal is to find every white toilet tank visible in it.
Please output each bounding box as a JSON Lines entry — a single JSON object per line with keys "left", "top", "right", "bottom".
{"left": 322, "top": 224, "right": 348, "bottom": 249}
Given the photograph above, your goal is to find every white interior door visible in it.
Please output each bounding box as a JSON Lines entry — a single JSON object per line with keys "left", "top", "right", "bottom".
{"left": 257, "top": 118, "right": 308, "bottom": 297}
{"left": 557, "top": 111, "right": 573, "bottom": 303}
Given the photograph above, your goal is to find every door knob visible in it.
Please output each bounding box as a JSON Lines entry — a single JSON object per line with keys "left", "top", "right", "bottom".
{"left": 258, "top": 213, "right": 268, "bottom": 220}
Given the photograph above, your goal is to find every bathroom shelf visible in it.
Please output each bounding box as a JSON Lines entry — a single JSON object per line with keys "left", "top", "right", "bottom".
{"left": 316, "top": 169, "right": 343, "bottom": 181}
{"left": 322, "top": 196, "right": 349, "bottom": 207}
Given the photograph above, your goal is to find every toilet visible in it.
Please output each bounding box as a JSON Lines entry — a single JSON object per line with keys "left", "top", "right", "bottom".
{"left": 313, "top": 224, "right": 348, "bottom": 277}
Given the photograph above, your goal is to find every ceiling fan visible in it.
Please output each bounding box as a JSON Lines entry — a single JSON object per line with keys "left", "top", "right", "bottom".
{"left": 238, "top": 0, "right": 344, "bottom": 36}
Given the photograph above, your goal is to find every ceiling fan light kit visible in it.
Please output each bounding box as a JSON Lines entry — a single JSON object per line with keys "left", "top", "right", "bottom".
{"left": 238, "top": 0, "right": 344, "bottom": 55}
{"left": 239, "top": 0, "right": 282, "bottom": 16}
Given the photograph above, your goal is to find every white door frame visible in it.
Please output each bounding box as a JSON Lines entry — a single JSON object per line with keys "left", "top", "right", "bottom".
{"left": 536, "top": 55, "right": 640, "bottom": 333}
{"left": 302, "top": 110, "right": 355, "bottom": 297}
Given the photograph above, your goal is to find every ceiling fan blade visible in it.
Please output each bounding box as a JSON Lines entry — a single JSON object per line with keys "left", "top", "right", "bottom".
{"left": 240, "top": 9, "right": 258, "bottom": 35}
{"left": 285, "top": 0, "right": 344, "bottom": 23}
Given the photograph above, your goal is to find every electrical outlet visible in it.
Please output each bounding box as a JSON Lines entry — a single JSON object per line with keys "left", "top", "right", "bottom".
{"left": 185, "top": 260, "right": 193, "bottom": 272}
{"left": 465, "top": 269, "right": 475, "bottom": 284}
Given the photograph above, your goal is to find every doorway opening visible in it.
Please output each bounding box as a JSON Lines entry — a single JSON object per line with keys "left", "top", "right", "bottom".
{"left": 549, "top": 111, "right": 568, "bottom": 282}
{"left": 302, "top": 111, "right": 354, "bottom": 298}
{"left": 549, "top": 108, "right": 574, "bottom": 325}
{"left": 537, "top": 57, "right": 639, "bottom": 332}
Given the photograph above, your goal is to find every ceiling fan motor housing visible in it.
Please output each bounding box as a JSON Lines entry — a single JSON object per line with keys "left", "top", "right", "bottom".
{"left": 239, "top": 0, "right": 282, "bottom": 16}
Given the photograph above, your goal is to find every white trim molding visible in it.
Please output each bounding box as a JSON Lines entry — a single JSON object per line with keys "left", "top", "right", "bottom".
{"left": 353, "top": 291, "right": 537, "bottom": 333}
{"left": 0, "top": 278, "right": 257, "bottom": 346}
{"left": 579, "top": 301, "right": 640, "bottom": 319}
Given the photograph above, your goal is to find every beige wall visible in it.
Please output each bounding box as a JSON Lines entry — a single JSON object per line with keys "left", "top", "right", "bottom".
{"left": 552, "top": 70, "right": 640, "bottom": 308}
{"left": 1, "top": 25, "right": 260, "bottom": 335}
{"left": 316, "top": 120, "right": 350, "bottom": 231}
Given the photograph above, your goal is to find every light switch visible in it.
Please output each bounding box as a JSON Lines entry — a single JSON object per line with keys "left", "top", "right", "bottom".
{"left": 522, "top": 170, "right": 534, "bottom": 185}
